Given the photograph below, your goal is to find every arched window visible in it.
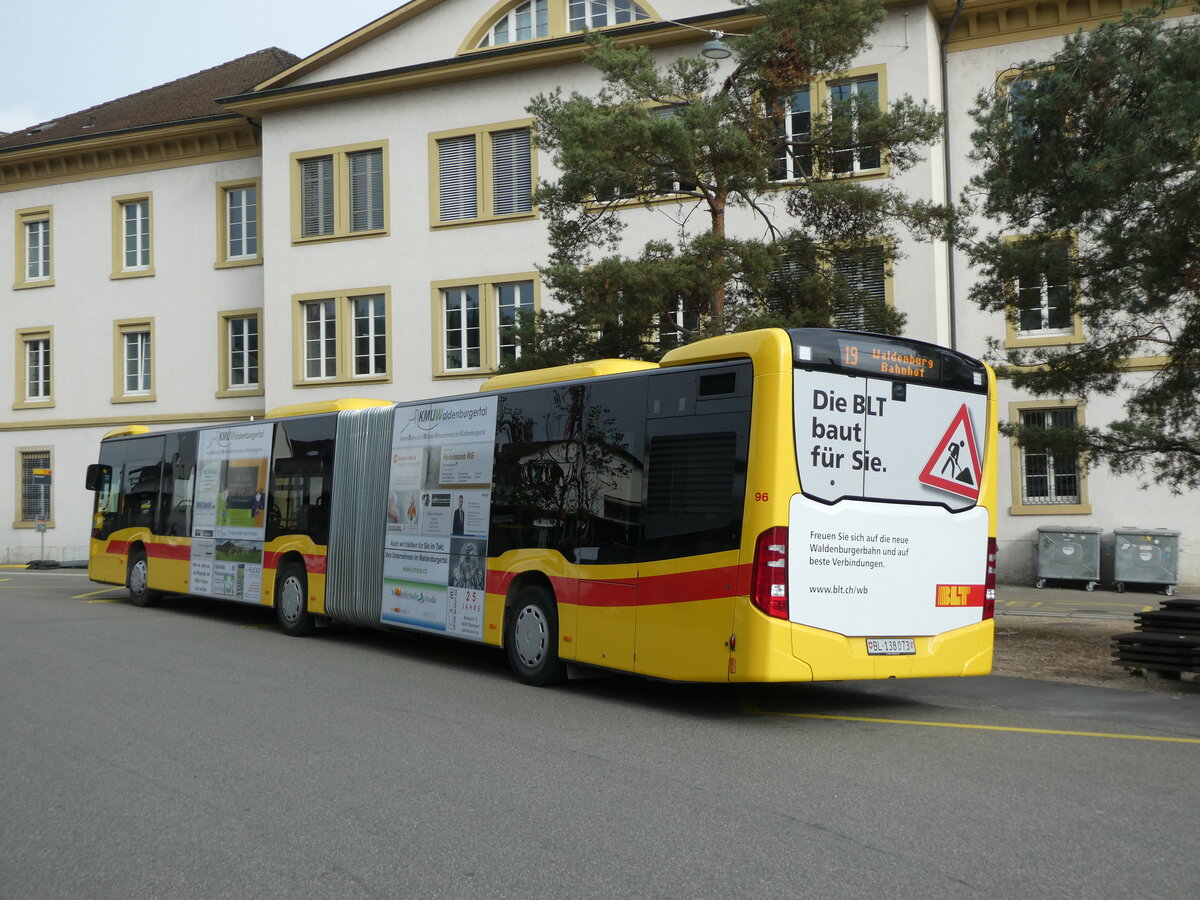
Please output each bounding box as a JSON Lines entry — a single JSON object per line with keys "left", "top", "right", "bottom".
{"left": 567, "top": 0, "right": 651, "bottom": 31}
{"left": 468, "top": 0, "right": 658, "bottom": 53}
{"left": 478, "top": 0, "right": 550, "bottom": 47}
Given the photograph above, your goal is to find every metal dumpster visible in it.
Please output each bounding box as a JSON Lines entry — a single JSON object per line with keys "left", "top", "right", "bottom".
{"left": 1113, "top": 528, "right": 1181, "bottom": 596}
{"left": 1036, "top": 525, "right": 1102, "bottom": 591}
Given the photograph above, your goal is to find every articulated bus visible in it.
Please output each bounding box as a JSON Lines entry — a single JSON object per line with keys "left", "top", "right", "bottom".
{"left": 86, "top": 328, "right": 998, "bottom": 685}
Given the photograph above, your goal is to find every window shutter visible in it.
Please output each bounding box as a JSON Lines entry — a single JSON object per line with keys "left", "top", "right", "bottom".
{"left": 832, "top": 247, "right": 886, "bottom": 329}
{"left": 301, "top": 157, "right": 334, "bottom": 236}
{"left": 349, "top": 149, "right": 384, "bottom": 232}
{"left": 491, "top": 127, "right": 532, "bottom": 216}
{"left": 438, "top": 136, "right": 478, "bottom": 221}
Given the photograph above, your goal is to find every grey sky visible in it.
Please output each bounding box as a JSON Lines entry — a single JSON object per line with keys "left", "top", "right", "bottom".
{"left": 0, "top": 1, "right": 406, "bottom": 133}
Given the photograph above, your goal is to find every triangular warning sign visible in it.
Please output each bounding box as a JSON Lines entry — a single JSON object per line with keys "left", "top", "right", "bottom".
{"left": 918, "top": 405, "right": 982, "bottom": 500}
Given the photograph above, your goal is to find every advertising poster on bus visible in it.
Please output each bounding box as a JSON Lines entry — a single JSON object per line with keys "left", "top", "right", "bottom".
{"left": 790, "top": 369, "right": 990, "bottom": 636}
{"left": 189, "top": 424, "right": 273, "bottom": 604}
{"left": 382, "top": 397, "right": 497, "bottom": 639}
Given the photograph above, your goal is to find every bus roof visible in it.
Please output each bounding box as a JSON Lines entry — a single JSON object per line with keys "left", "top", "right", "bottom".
{"left": 480, "top": 359, "right": 657, "bottom": 391}
{"left": 265, "top": 398, "right": 394, "bottom": 419}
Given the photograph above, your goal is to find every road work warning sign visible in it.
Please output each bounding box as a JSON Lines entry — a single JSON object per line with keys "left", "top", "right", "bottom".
{"left": 918, "top": 405, "right": 982, "bottom": 500}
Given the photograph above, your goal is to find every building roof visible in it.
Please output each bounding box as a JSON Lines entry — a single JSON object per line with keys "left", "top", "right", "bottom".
{"left": 0, "top": 47, "right": 300, "bottom": 154}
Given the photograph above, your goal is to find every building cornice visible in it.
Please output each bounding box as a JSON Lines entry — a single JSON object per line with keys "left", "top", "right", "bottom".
{"left": 0, "top": 118, "right": 260, "bottom": 193}
{"left": 939, "top": 0, "right": 1193, "bottom": 52}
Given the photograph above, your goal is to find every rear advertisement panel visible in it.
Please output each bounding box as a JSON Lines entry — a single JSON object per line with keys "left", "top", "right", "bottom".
{"left": 382, "top": 397, "right": 498, "bottom": 640}
{"left": 791, "top": 371, "right": 989, "bottom": 636}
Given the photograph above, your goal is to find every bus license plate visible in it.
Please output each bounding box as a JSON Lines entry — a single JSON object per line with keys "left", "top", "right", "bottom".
{"left": 866, "top": 638, "right": 916, "bottom": 656}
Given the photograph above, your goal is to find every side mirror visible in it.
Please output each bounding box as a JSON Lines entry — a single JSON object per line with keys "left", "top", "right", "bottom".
{"left": 85, "top": 464, "right": 111, "bottom": 492}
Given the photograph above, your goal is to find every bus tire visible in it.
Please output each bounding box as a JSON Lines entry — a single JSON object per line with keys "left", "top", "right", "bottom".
{"left": 275, "top": 560, "right": 315, "bottom": 637}
{"left": 505, "top": 584, "right": 566, "bottom": 686}
{"left": 126, "top": 548, "right": 160, "bottom": 607}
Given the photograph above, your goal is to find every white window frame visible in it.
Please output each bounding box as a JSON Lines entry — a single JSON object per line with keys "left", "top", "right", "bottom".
{"left": 478, "top": 0, "right": 550, "bottom": 47}
{"left": 432, "top": 275, "right": 539, "bottom": 376}
{"left": 830, "top": 75, "right": 882, "bottom": 175}
{"left": 14, "top": 327, "right": 53, "bottom": 409}
{"left": 1003, "top": 235, "right": 1084, "bottom": 348}
{"left": 773, "top": 87, "right": 813, "bottom": 182}
{"left": 111, "top": 194, "right": 154, "bottom": 278}
{"left": 1009, "top": 401, "right": 1091, "bottom": 514}
{"left": 568, "top": 0, "right": 651, "bottom": 31}
{"left": 217, "top": 311, "right": 261, "bottom": 396}
{"left": 292, "top": 289, "right": 391, "bottom": 387}
{"left": 122, "top": 200, "right": 151, "bottom": 270}
{"left": 215, "top": 180, "right": 260, "bottom": 266}
{"left": 14, "top": 206, "right": 54, "bottom": 289}
{"left": 112, "top": 318, "right": 156, "bottom": 402}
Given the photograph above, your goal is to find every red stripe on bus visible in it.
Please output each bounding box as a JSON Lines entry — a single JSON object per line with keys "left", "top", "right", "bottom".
{"left": 102, "top": 540, "right": 327, "bottom": 575}
{"left": 262, "top": 551, "right": 328, "bottom": 575}
{"left": 146, "top": 543, "right": 192, "bottom": 562}
{"left": 487, "top": 565, "right": 747, "bottom": 607}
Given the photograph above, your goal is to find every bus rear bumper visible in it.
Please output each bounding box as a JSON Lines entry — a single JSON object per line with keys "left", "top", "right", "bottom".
{"left": 730, "top": 606, "right": 993, "bottom": 682}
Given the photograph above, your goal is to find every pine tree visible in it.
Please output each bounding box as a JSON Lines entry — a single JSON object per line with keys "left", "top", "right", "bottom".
{"left": 511, "top": 0, "right": 948, "bottom": 369}
{"left": 962, "top": 1, "right": 1200, "bottom": 491}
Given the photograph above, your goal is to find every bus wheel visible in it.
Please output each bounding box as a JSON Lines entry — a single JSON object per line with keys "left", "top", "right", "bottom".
{"left": 505, "top": 585, "right": 565, "bottom": 686}
{"left": 126, "top": 548, "right": 160, "bottom": 607}
{"left": 275, "top": 561, "right": 315, "bottom": 637}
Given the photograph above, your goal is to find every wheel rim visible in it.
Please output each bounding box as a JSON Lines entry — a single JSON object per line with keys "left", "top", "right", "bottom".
{"left": 130, "top": 558, "right": 148, "bottom": 595}
{"left": 513, "top": 603, "right": 548, "bottom": 668}
{"left": 280, "top": 575, "right": 304, "bottom": 625}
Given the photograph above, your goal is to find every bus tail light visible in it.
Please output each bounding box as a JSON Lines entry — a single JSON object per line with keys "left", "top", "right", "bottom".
{"left": 983, "top": 538, "right": 997, "bottom": 620}
{"left": 751, "top": 527, "right": 789, "bottom": 620}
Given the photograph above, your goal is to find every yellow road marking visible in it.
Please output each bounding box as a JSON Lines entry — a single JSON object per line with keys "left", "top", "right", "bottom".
{"left": 742, "top": 700, "right": 1200, "bottom": 744}
{"left": 74, "top": 587, "right": 125, "bottom": 601}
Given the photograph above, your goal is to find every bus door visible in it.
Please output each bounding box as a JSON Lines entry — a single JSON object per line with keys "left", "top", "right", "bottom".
{"left": 637, "top": 364, "right": 751, "bottom": 680}
{"left": 88, "top": 435, "right": 166, "bottom": 585}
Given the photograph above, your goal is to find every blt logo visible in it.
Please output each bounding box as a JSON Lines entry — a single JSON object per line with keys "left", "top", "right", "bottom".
{"left": 936, "top": 584, "right": 985, "bottom": 608}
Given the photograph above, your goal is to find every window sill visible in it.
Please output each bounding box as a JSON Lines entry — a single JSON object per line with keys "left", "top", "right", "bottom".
{"left": 1009, "top": 503, "right": 1093, "bottom": 516}
{"left": 216, "top": 387, "right": 265, "bottom": 399}
{"left": 1004, "top": 331, "right": 1084, "bottom": 350}
{"left": 432, "top": 211, "right": 537, "bottom": 230}
{"left": 12, "top": 399, "right": 55, "bottom": 411}
{"left": 13, "top": 520, "right": 55, "bottom": 530}
{"left": 214, "top": 257, "right": 263, "bottom": 270}
{"left": 291, "top": 229, "right": 388, "bottom": 245}
{"left": 110, "top": 268, "right": 156, "bottom": 281}
{"left": 111, "top": 393, "right": 157, "bottom": 404}
{"left": 293, "top": 374, "right": 392, "bottom": 388}
{"left": 12, "top": 278, "right": 55, "bottom": 290}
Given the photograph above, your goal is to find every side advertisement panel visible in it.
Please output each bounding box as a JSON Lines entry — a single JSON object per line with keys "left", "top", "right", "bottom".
{"left": 190, "top": 424, "right": 274, "bottom": 603}
{"left": 382, "top": 397, "right": 498, "bottom": 640}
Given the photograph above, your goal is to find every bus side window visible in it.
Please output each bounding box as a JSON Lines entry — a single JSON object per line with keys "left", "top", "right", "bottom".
{"left": 269, "top": 416, "right": 334, "bottom": 544}
{"left": 161, "top": 431, "right": 197, "bottom": 537}
{"left": 579, "top": 377, "right": 647, "bottom": 563}
{"left": 107, "top": 435, "right": 166, "bottom": 534}
{"left": 491, "top": 386, "right": 584, "bottom": 558}
{"left": 642, "top": 363, "right": 751, "bottom": 560}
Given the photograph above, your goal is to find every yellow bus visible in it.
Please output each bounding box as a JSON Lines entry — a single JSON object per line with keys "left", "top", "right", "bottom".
{"left": 86, "top": 328, "right": 997, "bottom": 685}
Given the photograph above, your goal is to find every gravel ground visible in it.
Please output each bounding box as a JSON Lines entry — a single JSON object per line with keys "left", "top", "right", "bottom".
{"left": 993, "top": 614, "right": 1200, "bottom": 694}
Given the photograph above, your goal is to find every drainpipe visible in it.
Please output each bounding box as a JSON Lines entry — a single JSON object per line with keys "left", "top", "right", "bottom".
{"left": 941, "top": 0, "right": 966, "bottom": 350}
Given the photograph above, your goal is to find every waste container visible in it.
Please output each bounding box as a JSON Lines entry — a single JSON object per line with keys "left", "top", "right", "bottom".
{"left": 1036, "top": 525, "right": 1102, "bottom": 591}
{"left": 1113, "top": 528, "right": 1181, "bottom": 596}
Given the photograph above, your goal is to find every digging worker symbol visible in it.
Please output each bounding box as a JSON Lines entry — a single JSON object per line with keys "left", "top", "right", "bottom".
{"left": 940, "top": 440, "right": 973, "bottom": 487}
